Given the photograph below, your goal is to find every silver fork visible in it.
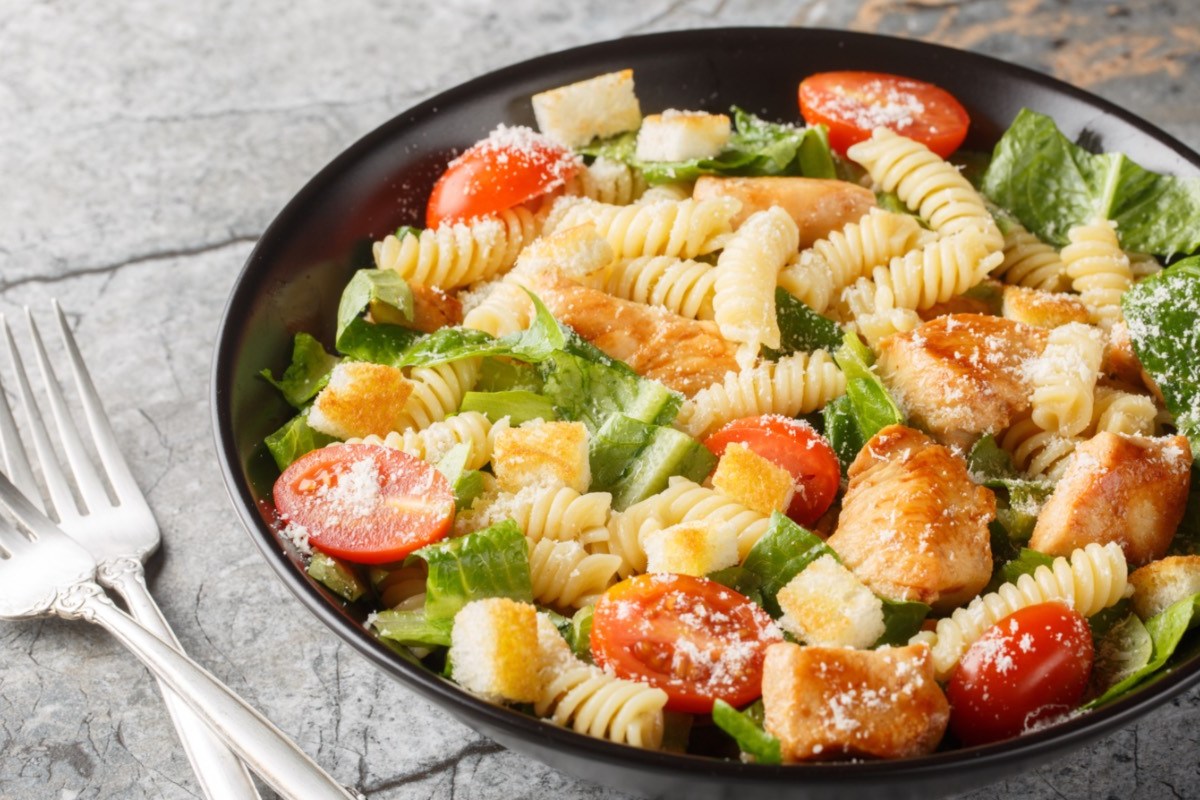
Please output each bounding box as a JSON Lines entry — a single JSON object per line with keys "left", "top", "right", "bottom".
{"left": 0, "top": 470, "right": 359, "bottom": 799}
{"left": 0, "top": 304, "right": 358, "bottom": 800}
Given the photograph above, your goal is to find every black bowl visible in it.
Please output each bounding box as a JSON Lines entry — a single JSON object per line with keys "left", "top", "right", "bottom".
{"left": 213, "top": 27, "right": 1200, "bottom": 799}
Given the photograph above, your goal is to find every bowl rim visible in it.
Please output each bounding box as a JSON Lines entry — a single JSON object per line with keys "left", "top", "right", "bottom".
{"left": 212, "top": 25, "right": 1200, "bottom": 784}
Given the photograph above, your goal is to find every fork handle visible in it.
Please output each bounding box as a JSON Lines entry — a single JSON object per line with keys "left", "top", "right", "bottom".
{"left": 59, "top": 582, "right": 360, "bottom": 800}
{"left": 100, "top": 558, "right": 262, "bottom": 800}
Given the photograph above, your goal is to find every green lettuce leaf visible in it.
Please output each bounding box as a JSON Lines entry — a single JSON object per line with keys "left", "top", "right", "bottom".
{"left": 260, "top": 332, "right": 340, "bottom": 408}
{"left": 568, "top": 605, "right": 595, "bottom": 661}
{"left": 825, "top": 332, "right": 905, "bottom": 469}
{"left": 711, "top": 700, "right": 782, "bottom": 765}
{"left": 371, "top": 608, "right": 452, "bottom": 648}
{"left": 433, "top": 443, "right": 485, "bottom": 512}
{"left": 476, "top": 358, "right": 543, "bottom": 393}
{"left": 705, "top": 565, "right": 764, "bottom": 607}
{"left": 967, "top": 435, "right": 1054, "bottom": 544}
{"left": 1090, "top": 611, "right": 1152, "bottom": 697}
{"left": 985, "top": 547, "right": 1056, "bottom": 594}
{"left": 337, "top": 268, "right": 414, "bottom": 343}
{"left": 1086, "top": 593, "right": 1200, "bottom": 708}
{"left": 407, "top": 519, "right": 533, "bottom": 625}
{"left": 875, "top": 598, "right": 931, "bottom": 647}
{"left": 1122, "top": 257, "right": 1200, "bottom": 465}
{"left": 336, "top": 317, "right": 424, "bottom": 365}
{"left": 765, "top": 288, "right": 844, "bottom": 358}
{"left": 459, "top": 390, "right": 558, "bottom": 425}
{"left": 306, "top": 552, "right": 367, "bottom": 603}
{"left": 981, "top": 108, "right": 1200, "bottom": 256}
{"left": 740, "top": 512, "right": 836, "bottom": 617}
{"left": 264, "top": 412, "right": 337, "bottom": 471}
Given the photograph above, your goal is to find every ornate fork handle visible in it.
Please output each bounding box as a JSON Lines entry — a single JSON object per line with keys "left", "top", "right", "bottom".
{"left": 98, "top": 556, "right": 261, "bottom": 799}
{"left": 52, "top": 581, "right": 360, "bottom": 800}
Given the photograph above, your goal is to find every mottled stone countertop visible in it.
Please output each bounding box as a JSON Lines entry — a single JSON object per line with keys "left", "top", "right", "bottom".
{"left": 2, "top": 1, "right": 1198, "bottom": 798}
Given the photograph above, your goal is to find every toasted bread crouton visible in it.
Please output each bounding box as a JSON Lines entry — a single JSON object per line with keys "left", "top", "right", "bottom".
{"left": 450, "top": 598, "right": 540, "bottom": 703}
{"left": 711, "top": 443, "right": 796, "bottom": 516}
{"left": 692, "top": 176, "right": 875, "bottom": 247}
{"left": 635, "top": 110, "right": 731, "bottom": 162}
{"left": 515, "top": 222, "right": 614, "bottom": 287}
{"left": 307, "top": 362, "right": 413, "bottom": 439}
{"left": 1030, "top": 433, "right": 1192, "bottom": 566}
{"left": 762, "top": 641, "right": 948, "bottom": 761}
{"left": 1129, "top": 556, "right": 1200, "bottom": 620}
{"left": 878, "top": 314, "right": 1048, "bottom": 448}
{"left": 492, "top": 420, "right": 590, "bottom": 494}
{"left": 1001, "top": 284, "right": 1090, "bottom": 329}
{"left": 827, "top": 425, "right": 995, "bottom": 612}
{"left": 643, "top": 520, "right": 738, "bottom": 576}
{"left": 532, "top": 69, "right": 642, "bottom": 148}
{"left": 776, "top": 555, "right": 885, "bottom": 649}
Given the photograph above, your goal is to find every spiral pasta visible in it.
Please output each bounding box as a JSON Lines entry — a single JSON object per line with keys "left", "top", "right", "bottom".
{"left": 349, "top": 411, "right": 502, "bottom": 470}
{"left": 994, "top": 218, "right": 1069, "bottom": 292}
{"left": 637, "top": 182, "right": 693, "bottom": 204}
{"left": 1061, "top": 218, "right": 1133, "bottom": 329}
{"left": 778, "top": 208, "right": 930, "bottom": 313}
{"left": 551, "top": 196, "right": 740, "bottom": 259}
{"left": 456, "top": 485, "right": 612, "bottom": 546}
{"left": 911, "top": 542, "right": 1128, "bottom": 679}
{"left": 563, "top": 157, "right": 647, "bottom": 205}
{"left": 846, "top": 127, "right": 1002, "bottom": 249}
{"left": 999, "top": 411, "right": 1081, "bottom": 481}
{"left": 462, "top": 278, "right": 535, "bottom": 337}
{"left": 528, "top": 538, "right": 622, "bottom": 609}
{"left": 604, "top": 256, "right": 717, "bottom": 320}
{"left": 535, "top": 659, "right": 667, "bottom": 748}
{"left": 679, "top": 350, "right": 846, "bottom": 439}
{"left": 374, "top": 563, "right": 429, "bottom": 610}
{"left": 393, "top": 360, "right": 479, "bottom": 432}
{"left": 373, "top": 206, "right": 540, "bottom": 289}
{"left": 1027, "top": 322, "right": 1104, "bottom": 437}
{"left": 1091, "top": 385, "right": 1157, "bottom": 436}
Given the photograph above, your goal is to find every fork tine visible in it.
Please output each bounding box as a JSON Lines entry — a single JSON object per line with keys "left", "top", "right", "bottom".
{"left": 0, "top": 343, "right": 41, "bottom": 508}
{"left": 0, "top": 469, "right": 64, "bottom": 545}
{"left": 51, "top": 300, "right": 144, "bottom": 505}
{"left": 2, "top": 314, "right": 80, "bottom": 522}
{"left": 24, "top": 307, "right": 112, "bottom": 514}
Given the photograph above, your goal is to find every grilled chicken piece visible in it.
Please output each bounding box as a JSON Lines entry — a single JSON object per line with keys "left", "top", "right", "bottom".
{"left": 532, "top": 270, "right": 740, "bottom": 396}
{"left": 370, "top": 284, "right": 463, "bottom": 333}
{"left": 918, "top": 279, "right": 1002, "bottom": 320}
{"left": 692, "top": 176, "right": 875, "bottom": 247}
{"left": 762, "top": 641, "right": 949, "bottom": 762}
{"left": 878, "top": 313, "right": 1047, "bottom": 449}
{"left": 1104, "top": 321, "right": 1164, "bottom": 403}
{"left": 1030, "top": 432, "right": 1192, "bottom": 566}
{"left": 827, "top": 425, "right": 995, "bottom": 612}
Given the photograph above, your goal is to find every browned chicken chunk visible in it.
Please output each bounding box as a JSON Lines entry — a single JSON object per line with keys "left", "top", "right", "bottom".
{"left": 1001, "top": 284, "right": 1090, "bottom": 329}
{"left": 532, "top": 270, "right": 740, "bottom": 396}
{"left": 692, "top": 175, "right": 875, "bottom": 247}
{"left": 1104, "top": 321, "right": 1164, "bottom": 403}
{"left": 370, "top": 284, "right": 463, "bottom": 333}
{"left": 827, "top": 425, "right": 995, "bottom": 612}
{"left": 762, "top": 642, "right": 949, "bottom": 762}
{"left": 878, "top": 314, "right": 1047, "bottom": 449}
{"left": 1030, "top": 432, "right": 1192, "bottom": 566}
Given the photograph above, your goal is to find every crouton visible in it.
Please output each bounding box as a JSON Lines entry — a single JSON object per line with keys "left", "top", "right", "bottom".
{"left": 515, "top": 222, "right": 614, "bottom": 287}
{"left": 692, "top": 175, "right": 875, "bottom": 247}
{"left": 827, "top": 425, "right": 995, "bottom": 612}
{"left": 492, "top": 420, "right": 591, "bottom": 493}
{"left": 307, "top": 362, "right": 413, "bottom": 439}
{"left": 1030, "top": 433, "right": 1192, "bottom": 566}
{"left": 1129, "top": 556, "right": 1200, "bottom": 620}
{"left": 711, "top": 443, "right": 795, "bottom": 516}
{"left": 450, "top": 598, "right": 540, "bottom": 703}
{"left": 776, "top": 555, "right": 885, "bottom": 649}
{"left": 762, "top": 641, "right": 949, "bottom": 761}
{"left": 1001, "top": 284, "right": 1091, "bottom": 329}
{"left": 635, "top": 110, "right": 731, "bottom": 162}
{"left": 878, "top": 314, "right": 1047, "bottom": 449}
{"left": 531, "top": 69, "right": 642, "bottom": 148}
{"left": 643, "top": 520, "right": 738, "bottom": 576}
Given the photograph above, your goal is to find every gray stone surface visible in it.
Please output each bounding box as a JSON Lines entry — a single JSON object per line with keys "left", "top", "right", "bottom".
{"left": 1, "top": 0, "right": 1198, "bottom": 798}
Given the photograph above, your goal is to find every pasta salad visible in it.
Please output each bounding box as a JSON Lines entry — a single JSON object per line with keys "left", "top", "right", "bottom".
{"left": 260, "top": 68, "right": 1200, "bottom": 762}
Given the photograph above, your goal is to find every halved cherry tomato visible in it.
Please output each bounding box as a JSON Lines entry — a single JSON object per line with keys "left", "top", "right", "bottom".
{"left": 704, "top": 415, "right": 840, "bottom": 527}
{"left": 273, "top": 443, "right": 454, "bottom": 565}
{"left": 591, "top": 573, "right": 783, "bottom": 714}
{"left": 946, "top": 602, "right": 1094, "bottom": 747}
{"left": 426, "top": 128, "right": 580, "bottom": 228}
{"left": 799, "top": 71, "right": 970, "bottom": 158}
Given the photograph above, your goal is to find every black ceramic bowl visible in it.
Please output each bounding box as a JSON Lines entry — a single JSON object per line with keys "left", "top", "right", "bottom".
{"left": 213, "top": 27, "right": 1200, "bottom": 799}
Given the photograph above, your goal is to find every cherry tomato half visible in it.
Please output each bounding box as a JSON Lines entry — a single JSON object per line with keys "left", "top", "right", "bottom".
{"left": 947, "top": 602, "right": 1094, "bottom": 747}
{"left": 591, "top": 573, "right": 783, "bottom": 714}
{"left": 426, "top": 127, "right": 580, "bottom": 228}
{"left": 273, "top": 443, "right": 455, "bottom": 565}
{"left": 799, "top": 71, "right": 970, "bottom": 158}
{"left": 704, "top": 415, "right": 840, "bottom": 527}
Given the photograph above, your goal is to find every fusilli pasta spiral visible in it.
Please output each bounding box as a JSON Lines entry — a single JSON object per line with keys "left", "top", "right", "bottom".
{"left": 679, "top": 350, "right": 846, "bottom": 439}
{"left": 994, "top": 218, "right": 1069, "bottom": 291}
{"left": 456, "top": 485, "right": 612, "bottom": 546}
{"left": 563, "top": 157, "right": 647, "bottom": 205}
{"left": 911, "top": 542, "right": 1128, "bottom": 679}
{"left": 373, "top": 206, "right": 540, "bottom": 289}
{"left": 349, "top": 411, "right": 503, "bottom": 470}
{"left": 1062, "top": 218, "right": 1133, "bottom": 329}
{"left": 551, "top": 196, "right": 740, "bottom": 260}
{"left": 536, "top": 662, "right": 667, "bottom": 748}
{"left": 528, "top": 538, "right": 622, "bottom": 609}
{"left": 462, "top": 278, "right": 534, "bottom": 337}
{"left": 999, "top": 411, "right": 1081, "bottom": 481}
{"left": 604, "top": 256, "right": 717, "bottom": 320}
{"left": 394, "top": 360, "right": 479, "bottom": 432}
{"left": 637, "top": 182, "right": 693, "bottom": 204}
{"left": 374, "top": 563, "right": 428, "bottom": 610}
{"left": 1027, "top": 322, "right": 1104, "bottom": 437}
{"left": 1091, "top": 385, "right": 1157, "bottom": 436}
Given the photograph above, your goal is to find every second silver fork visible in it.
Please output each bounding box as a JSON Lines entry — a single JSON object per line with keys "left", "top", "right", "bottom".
{"left": 0, "top": 302, "right": 260, "bottom": 800}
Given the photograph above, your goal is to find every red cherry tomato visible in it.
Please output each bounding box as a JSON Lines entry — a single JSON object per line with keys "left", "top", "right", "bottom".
{"left": 704, "top": 415, "right": 840, "bottom": 526}
{"left": 798, "top": 71, "right": 970, "bottom": 158}
{"left": 591, "top": 573, "right": 783, "bottom": 714}
{"left": 273, "top": 443, "right": 454, "bottom": 565}
{"left": 426, "top": 127, "right": 580, "bottom": 228}
{"left": 946, "top": 602, "right": 1094, "bottom": 747}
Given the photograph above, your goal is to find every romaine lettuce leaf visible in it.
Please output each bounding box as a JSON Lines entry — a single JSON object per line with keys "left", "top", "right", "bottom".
{"left": 476, "top": 357, "right": 544, "bottom": 393}
{"left": 875, "top": 598, "right": 931, "bottom": 647}
{"left": 711, "top": 699, "right": 781, "bottom": 765}
{"left": 460, "top": 390, "right": 557, "bottom": 425}
{"left": 740, "top": 512, "right": 836, "bottom": 617}
{"left": 335, "top": 317, "right": 424, "bottom": 365}
{"left": 1086, "top": 593, "right": 1200, "bottom": 708}
{"left": 765, "top": 288, "right": 844, "bottom": 358}
{"left": 981, "top": 109, "right": 1200, "bottom": 257}
{"left": 337, "top": 268, "right": 413, "bottom": 342}
{"left": 264, "top": 412, "right": 337, "bottom": 471}
{"left": 985, "top": 547, "right": 1056, "bottom": 594}
{"left": 967, "top": 435, "right": 1053, "bottom": 543}
{"left": 825, "top": 332, "right": 905, "bottom": 470}
{"left": 260, "top": 332, "right": 339, "bottom": 408}
{"left": 568, "top": 604, "right": 595, "bottom": 661}
{"left": 371, "top": 608, "right": 452, "bottom": 648}
{"left": 433, "top": 443, "right": 485, "bottom": 512}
